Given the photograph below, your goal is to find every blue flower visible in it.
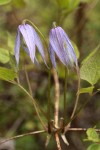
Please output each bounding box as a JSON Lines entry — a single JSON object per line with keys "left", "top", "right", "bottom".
{"left": 14, "top": 23, "right": 46, "bottom": 66}
{"left": 49, "top": 26, "right": 78, "bottom": 68}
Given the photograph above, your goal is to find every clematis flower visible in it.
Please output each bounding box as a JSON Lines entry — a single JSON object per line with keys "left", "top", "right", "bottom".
{"left": 49, "top": 26, "right": 78, "bottom": 68}
{"left": 14, "top": 23, "right": 46, "bottom": 66}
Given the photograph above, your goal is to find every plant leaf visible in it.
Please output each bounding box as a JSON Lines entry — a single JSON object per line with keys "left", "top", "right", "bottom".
{"left": 80, "top": 49, "right": 100, "bottom": 85}
{"left": 58, "top": 0, "right": 69, "bottom": 9}
{"left": 87, "top": 144, "right": 100, "bottom": 150}
{"left": 0, "top": 67, "right": 17, "bottom": 81}
{"left": 70, "top": 0, "right": 80, "bottom": 9}
{"left": 86, "top": 128, "right": 100, "bottom": 142}
{"left": 0, "top": 0, "right": 11, "bottom": 5}
{"left": 79, "top": 86, "right": 94, "bottom": 94}
{"left": 0, "top": 48, "right": 10, "bottom": 64}
{"left": 12, "top": 0, "right": 26, "bottom": 8}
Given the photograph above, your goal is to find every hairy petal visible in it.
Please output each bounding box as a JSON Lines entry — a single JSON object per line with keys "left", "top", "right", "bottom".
{"left": 49, "top": 28, "right": 69, "bottom": 67}
{"left": 33, "top": 29, "right": 47, "bottom": 65}
{"left": 14, "top": 29, "right": 21, "bottom": 65}
{"left": 49, "top": 43, "right": 56, "bottom": 68}
{"left": 49, "top": 26, "right": 78, "bottom": 68}
{"left": 59, "top": 27, "right": 78, "bottom": 66}
{"left": 19, "top": 24, "right": 35, "bottom": 63}
{"left": 22, "top": 46, "right": 39, "bottom": 65}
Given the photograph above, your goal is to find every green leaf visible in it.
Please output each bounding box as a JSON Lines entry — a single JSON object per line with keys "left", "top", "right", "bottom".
{"left": 82, "top": 45, "right": 100, "bottom": 64}
{"left": 0, "top": 48, "right": 10, "bottom": 63}
{"left": 0, "top": 67, "right": 17, "bottom": 81}
{"left": 79, "top": 86, "right": 94, "bottom": 94}
{"left": 12, "top": 0, "right": 26, "bottom": 8}
{"left": 7, "top": 32, "right": 14, "bottom": 55}
{"left": 58, "top": 0, "right": 69, "bottom": 9}
{"left": 80, "top": 49, "right": 100, "bottom": 85}
{"left": 86, "top": 128, "right": 100, "bottom": 142}
{"left": 0, "top": 0, "right": 11, "bottom": 5}
{"left": 87, "top": 144, "right": 100, "bottom": 150}
{"left": 70, "top": 0, "right": 80, "bottom": 9}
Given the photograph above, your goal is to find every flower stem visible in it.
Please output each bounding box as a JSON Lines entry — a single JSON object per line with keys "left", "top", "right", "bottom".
{"left": 64, "top": 94, "right": 93, "bottom": 133}
{"left": 53, "top": 68, "right": 60, "bottom": 128}
{"left": 48, "top": 66, "right": 52, "bottom": 132}
{"left": 55, "top": 133, "right": 62, "bottom": 150}
{"left": 63, "top": 67, "right": 67, "bottom": 123}
{"left": 24, "top": 65, "right": 33, "bottom": 96}
{"left": 0, "top": 130, "right": 46, "bottom": 145}
{"left": 70, "top": 67, "right": 80, "bottom": 119}
{"left": 16, "top": 83, "right": 47, "bottom": 130}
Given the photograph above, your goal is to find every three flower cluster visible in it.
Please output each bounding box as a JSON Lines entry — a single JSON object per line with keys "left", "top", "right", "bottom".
{"left": 14, "top": 23, "right": 77, "bottom": 69}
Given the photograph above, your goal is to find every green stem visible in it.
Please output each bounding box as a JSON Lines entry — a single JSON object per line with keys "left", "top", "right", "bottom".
{"left": 63, "top": 67, "right": 67, "bottom": 124}
{"left": 70, "top": 67, "right": 80, "bottom": 119}
{"left": 64, "top": 95, "right": 92, "bottom": 133}
{"left": 16, "top": 83, "right": 47, "bottom": 130}
{"left": 48, "top": 65, "right": 52, "bottom": 132}
{"left": 24, "top": 65, "right": 33, "bottom": 96}
{"left": 4, "top": 79, "right": 47, "bottom": 130}
{"left": 0, "top": 130, "right": 46, "bottom": 145}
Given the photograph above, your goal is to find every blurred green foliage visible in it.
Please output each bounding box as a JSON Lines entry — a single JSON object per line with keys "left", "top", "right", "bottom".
{"left": 87, "top": 144, "right": 100, "bottom": 150}
{"left": 0, "top": 0, "right": 100, "bottom": 150}
{"left": 85, "top": 128, "right": 100, "bottom": 142}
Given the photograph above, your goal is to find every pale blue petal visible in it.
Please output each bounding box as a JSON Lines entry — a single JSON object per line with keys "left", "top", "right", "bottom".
{"left": 49, "top": 28, "right": 69, "bottom": 67}
{"left": 22, "top": 46, "right": 39, "bottom": 65}
{"left": 59, "top": 27, "right": 78, "bottom": 66}
{"left": 33, "top": 29, "right": 47, "bottom": 65}
{"left": 19, "top": 24, "right": 35, "bottom": 63}
{"left": 49, "top": 43, "right": 56, "bottom": 68}
{"left": 14, "top": 29, "right": 20, "bottom": 65}
{"left": 49, "top": 26, "right": 78, "bottom": 68}
{"left": 34, "top": 57, "right": 39, "bottom": 65}
{"left": 55, "top": 27, "right": 70, "bottom": 66}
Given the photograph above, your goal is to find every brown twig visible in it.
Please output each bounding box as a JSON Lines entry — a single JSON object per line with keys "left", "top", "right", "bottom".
{"left": 55, "top": 133, "right": 62, "bottom": 150}
{"left": 0, "top": 130, "right": 46, "bottom": 145}
{"left": 52, "top": 68, "right": 60, "bottom": 128}
{"left": 68, "top": 128, "right": 100, "bottom": 132}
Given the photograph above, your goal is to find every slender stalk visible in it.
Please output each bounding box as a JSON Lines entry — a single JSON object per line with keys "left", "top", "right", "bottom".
{"left": 16, "top": 83, "right": 47, "bottom": 130}
{"left": 64, "top": 88, "right": 98, "bottom": 133}
{"left": 68, "top": 128, "right": 100, "bottom": 132}
{"left": 47, "top": 66, "right": 52, "bottom": 132}
{"left": 53, "top": 68, "right": 60, "bottom": 128}
{"left": 16, "top": 76, "right": 20, "bottom": 84}
{"left": 24, "top": 65, "right": 33, "bottom": 96}
{"left": 55, "top": 133, "right": 62, "bottom": 150}
{"left": 63, "top": 67, "right": 67, "bottom": 124}
{"left": 0, "top": 130, "right": 46, "bottom": 145}
{"left": 70, "top": 67, "right": 80, "bottom": 119}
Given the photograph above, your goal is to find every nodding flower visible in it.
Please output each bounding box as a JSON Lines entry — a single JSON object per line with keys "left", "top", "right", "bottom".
{"left": 14, "top": 23, "right": 46, "bottom": 66}
{"left": 49, "top": 26, "right": 78, "bottom": 68}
